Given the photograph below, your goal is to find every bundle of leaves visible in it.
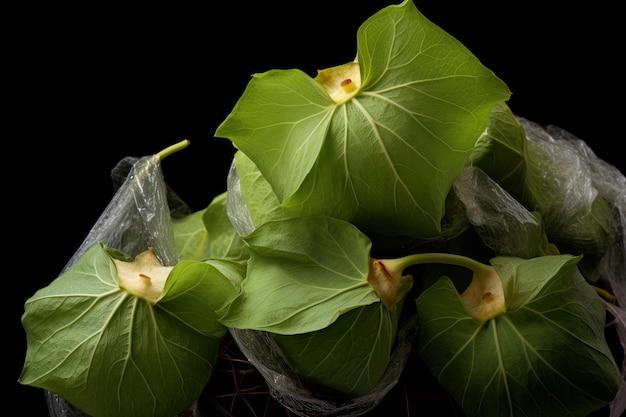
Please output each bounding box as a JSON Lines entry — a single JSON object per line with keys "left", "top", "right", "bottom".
{"left": 19, "top": 1, "right": 625, "bottom": 417}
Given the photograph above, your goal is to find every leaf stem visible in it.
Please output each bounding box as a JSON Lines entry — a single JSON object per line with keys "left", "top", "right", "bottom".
{"left": 157, "top": 139, "right": 190, "bottom": 161}
{"left": 591, "top": 285, "right": 617, "bottom": 304}
{"left": 382, "top": 252, "right": 491, "bottom": 277}
{"left": 370, "top": 252, "right": 504, "bottom": 319}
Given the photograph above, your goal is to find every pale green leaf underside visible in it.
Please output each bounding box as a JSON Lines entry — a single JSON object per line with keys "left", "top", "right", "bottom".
{"left": 216, "top": 68, "right": 334, "bottom": 201}
{"left": 202, "top": 192, "right": 250, "bottom": 261}
{"left": 215, "top": 0, "right": 510, "bottom": 238}
{"left": 218, "top": 216, "right": 379, "bottom": 334}
{"left": 173, "top": 208, "right": 210, "bottom": 261}
{"left": 173, "top": 192, "right": 249, "bottom": 262}
{"left": 469, "top": 102, "right": 528, "bottom": 201}
{"left": 273, "top": 302, "right": 398, "bottom": 396}
{"left": 234, "top": 150, "right": 290, "bottom": 229}
{"left": 416, "top": 255, "right": 620, "bottom": 417}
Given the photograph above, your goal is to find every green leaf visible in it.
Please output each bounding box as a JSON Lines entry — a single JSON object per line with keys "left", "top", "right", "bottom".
{"left": 173, "top": 192, "right": 249, "bottom": 262}
{"left": 159, "top": 258, "right": 241, "bottom": 336}
{"left": 469, "top": 101, "right": 529, "bottom": 202}
{"left": 172, "top": 208, "right": 210, "bottom": 260}
{"left": 218, "top": 216, "right": 382, "bottom": 334}
{"left": 233, "top": 149, "right": 290, "bottom": 229}
{"left": 415, "top": 254, "right": 620, "bottom": 417}
{"left": 217, "top": 67, "right": 333, "bottom": 200}
{"left": 216, "top": 0, "right": 510, "bottom": 238}
{"left": 19, "top": 243, "right": 239, "bottom": 417}
{"left": 272, "top": 299, "right": 405, "bottom": 397}
{"left": 202, "top": 191, "right": 250, "bottom": 261}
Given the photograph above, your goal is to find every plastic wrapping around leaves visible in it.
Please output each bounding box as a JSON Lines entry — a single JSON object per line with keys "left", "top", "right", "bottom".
{"left": 63, "top": 155, "right": 186, "bottom": 270}
{"left": 452, "top": 165, "right": 545, "bottom": 259}
{"left": 225, "top": 159, "right": 417, "bottom": 417}
{"left": 520, "top": 119, "right": 626, "bottom": 355}
{"left": 45, "top": 155, "right": 199, "bottom": 417}
{"left": 518, "top": 118, "right": 623, "bottom": 279}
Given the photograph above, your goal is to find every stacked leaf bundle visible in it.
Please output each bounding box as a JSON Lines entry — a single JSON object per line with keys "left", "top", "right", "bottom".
{"left": 19, "top": 1, "right": 625, "bottom": 417}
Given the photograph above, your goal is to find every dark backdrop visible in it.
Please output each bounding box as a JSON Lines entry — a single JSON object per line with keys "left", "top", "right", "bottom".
{"left": 12, "top": 1, "right": 622, "bottom": 415}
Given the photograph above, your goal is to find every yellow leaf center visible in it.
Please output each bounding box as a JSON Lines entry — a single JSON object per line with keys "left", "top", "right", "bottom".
{"left": 460, "top": 265, "right": 506, "bottom": 322}
{"left": 315, "top": 62, "right": 361, "bottom": 104}
{"left": 114, "top": 248, "right": 174, "bottom": 303}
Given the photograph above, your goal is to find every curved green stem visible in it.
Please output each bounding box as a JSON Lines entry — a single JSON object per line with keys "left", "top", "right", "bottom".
{"left": 592, "top": 285, "right": 617, "bottom": 304}
{"left": 382, "top": 252, "right": 491, "bottom": 277}
{"left": 157, "top": 139, "right": 190, "bottom": 161}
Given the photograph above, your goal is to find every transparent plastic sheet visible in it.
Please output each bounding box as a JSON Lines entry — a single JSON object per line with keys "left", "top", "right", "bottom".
{"left": 518, "top": 118, "right": 626, "bottom": 295}
{"left": 225, "top": 160, "right": 417, "bottom": 417}
{"left": 62, "top": 155, "right": 181, "bottom": 270}
{"left": 519, "top": 119, "right": 623, "bottom": 270}
{"left": 520, "top": 120, "right": 598, "bottom": 228}
{"left": 453, "top": 165, "right": 542, "bottom": 259}
{"left": 45, "top": 155, "right": 199, "bottom": 417}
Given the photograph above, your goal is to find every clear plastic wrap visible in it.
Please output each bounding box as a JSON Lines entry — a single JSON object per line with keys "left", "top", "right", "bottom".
{"left": 453, "top": 165, "right": 542, "bottom": 259}
{"left": 62, "top": 155, "right": 180, "bottom": 270}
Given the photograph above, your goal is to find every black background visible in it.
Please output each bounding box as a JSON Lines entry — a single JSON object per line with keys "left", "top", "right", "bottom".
{"left": 11, "top": 1, "right": 623, "bottom": 415}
